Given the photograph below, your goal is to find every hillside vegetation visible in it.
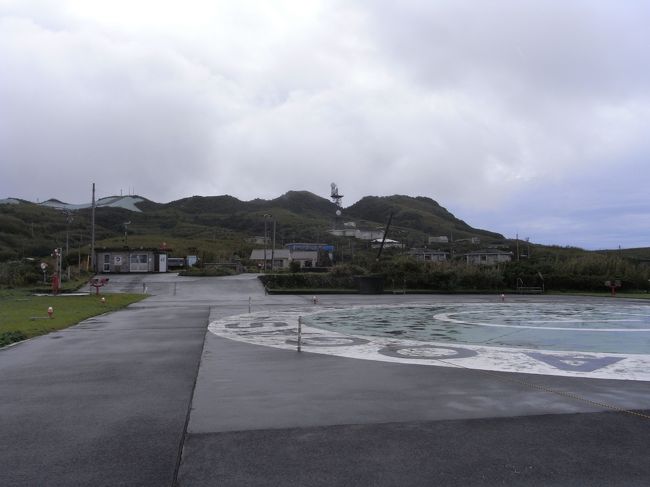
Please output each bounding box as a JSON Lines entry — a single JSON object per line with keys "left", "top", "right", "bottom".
{"left": 0, "top": 190, "right": 501, "bottom": 263}
{"left": 2, "top": 190, "right": 649, "bottom": 293}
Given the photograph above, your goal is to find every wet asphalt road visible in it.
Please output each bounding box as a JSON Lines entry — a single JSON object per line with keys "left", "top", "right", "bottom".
{"left": 1, "top": 274, "right": 650, "bottom": 486}
{"left": 0, "top": 299, "right": 208, "bottom": 486}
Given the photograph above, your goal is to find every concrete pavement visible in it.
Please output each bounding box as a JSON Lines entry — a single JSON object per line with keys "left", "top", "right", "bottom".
{"left": 2, "top": 274, "right": 650, "bottom": 486}
{"left": 179, "top": 321, "right": 650, "bottom": 486}
{"left": 0, "top": 302, "right": 208, "bottom": 486}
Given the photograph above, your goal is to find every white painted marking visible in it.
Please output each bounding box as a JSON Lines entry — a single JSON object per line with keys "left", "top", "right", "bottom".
{"left": 208, "top": 305, "right": 650, "bottom": 382}
{"left": 434, "top": 313, "right": 650, "bottom": 332}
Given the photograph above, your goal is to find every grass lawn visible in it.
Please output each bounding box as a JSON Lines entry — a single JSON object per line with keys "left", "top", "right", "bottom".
{"left": 0, "top": 290, "right": 147, "bottom": 347}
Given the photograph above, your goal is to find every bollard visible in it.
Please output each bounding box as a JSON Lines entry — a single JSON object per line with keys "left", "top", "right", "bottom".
{"left": 248, "top": 296, "right": 252, "bottom": 314}
{"left": 101, "top": 297, "right": 106, "bottom": 304}
{"left": 501, "top": 293, "right": 505, "bottom": 302}
{"left": 312, "top": 296, "right": 318, "bottom": 304}
{"left": 47, "top": 306, "right": 53, "bottom": 318}
{"left": 297, "top": 316, "right": 302, "bottom": 352}
{"left": 142, "top": 282, "right": 146, "bottom": 293}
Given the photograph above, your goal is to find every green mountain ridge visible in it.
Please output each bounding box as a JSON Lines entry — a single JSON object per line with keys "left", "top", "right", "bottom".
{"left": 0, "top": 190, "right": 527, "bottom": 262}
{"left": 346, "top": 195, "right": 504, "bottom": 241}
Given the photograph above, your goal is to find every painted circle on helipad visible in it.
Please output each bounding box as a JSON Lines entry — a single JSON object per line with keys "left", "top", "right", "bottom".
{"left": 302, "top": 303, "right": 650, "bottom": 354}
{"left": 378, "top": 345, "right": 477, "bottom": 360}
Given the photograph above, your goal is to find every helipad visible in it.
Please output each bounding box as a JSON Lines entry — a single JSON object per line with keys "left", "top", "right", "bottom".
{"left": 209, "top": 301, "right": 650, "bottom": 381}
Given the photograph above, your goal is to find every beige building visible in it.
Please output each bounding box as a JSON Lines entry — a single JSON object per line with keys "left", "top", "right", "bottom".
{"left": 428, "top": 236, "right": 449, "bottom": 244}
{"left": 408, "top": 248, "right": 448, "bottom": 262}
{"left": 464, "top": 250, "right": 513, "bottom": 265}
{"left": 249, "top": 249, "right": 291, "bottom": 269}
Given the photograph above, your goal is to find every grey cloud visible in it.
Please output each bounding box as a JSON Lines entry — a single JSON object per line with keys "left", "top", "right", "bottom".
{"left": 1, "top": 1, "right": 649, "bottom": 249}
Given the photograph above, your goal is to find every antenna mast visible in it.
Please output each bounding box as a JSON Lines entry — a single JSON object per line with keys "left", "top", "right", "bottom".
{"left": 330, "top": 182, "right": 343, "bottom": 208}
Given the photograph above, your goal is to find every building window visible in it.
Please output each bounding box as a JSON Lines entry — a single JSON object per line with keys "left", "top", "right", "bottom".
{"left": 130, "top": 254, "right": 149, "bottom": 272}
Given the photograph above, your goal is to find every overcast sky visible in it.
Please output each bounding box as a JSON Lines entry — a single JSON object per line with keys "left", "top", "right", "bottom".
{"left": 1, "top": 1, "right": 649, "bottom": 249}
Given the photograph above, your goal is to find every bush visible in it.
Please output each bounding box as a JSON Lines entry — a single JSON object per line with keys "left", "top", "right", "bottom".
{"left": 0, "top": 260, "right": 41, "bottom": 287}
{"left": 179, "top": 266, "right": 236, "bottom": 277}
{"left": 259, "top": 272, "right": 357, "bottom": 290}
{"left": 0, "top": 331, "right": 28, "bottom": 347}
{"left": 329, "top": 264, "right": 367, "bottom": 278}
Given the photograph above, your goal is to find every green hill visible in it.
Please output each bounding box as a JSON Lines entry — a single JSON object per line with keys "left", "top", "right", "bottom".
{"left": 4, "top": 191, "right": 650, "bottom": 294}
{"left": 345, "top": 195, "right": 504, "bottom": 242}
{"left": 0, "top": 190, "right": 520, "bottom": 263}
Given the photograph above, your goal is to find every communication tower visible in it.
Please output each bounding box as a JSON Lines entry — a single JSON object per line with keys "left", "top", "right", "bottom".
{"left": 330, "top": 182, "right": 343, "bottom": 209}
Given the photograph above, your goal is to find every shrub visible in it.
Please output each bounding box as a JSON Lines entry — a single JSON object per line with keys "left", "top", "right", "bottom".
{"left": 0, "top": 260, "right": 41, "bottom": 287}
{"left": 0, "top": 331, "right": 28, "bottom": 347}
{"left": 259, "top": 272, "right": 357, "bottom": 290}
{"left": 329, "top": 264, "right": 367, "bottom": 278}
{"left": 179, "top": 266, "right": 236, "bottom": 277}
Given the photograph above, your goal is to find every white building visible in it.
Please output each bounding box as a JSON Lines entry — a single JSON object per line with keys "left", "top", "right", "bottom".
{"left": 464, "top": 250, "right": 512, "bottom": 265}
{"left": 249, "top": 249, "right": 291, "bottom": 269}
{"left": 290, "top": 251, "right": 318, "bottom": 268}
{"left": 96, "top": 248, "right": 169, "bottom": 273}
{"left": 408, "top": 248, "right": 448, "bottom": 262}
{"left": 428, "top": 236, "right": 449, "bottom": 244}
{"left": 249, "top": 249, "right": 318, "bottom": 269}
{"left": 329, "top": 227, "right": 385, "bottom": 240}
{"left": 370, "top": 238, "right": 404, "bottom": 249}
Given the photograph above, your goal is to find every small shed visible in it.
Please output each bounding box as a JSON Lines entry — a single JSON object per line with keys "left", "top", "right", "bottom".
{"left": 291, "top": 251, "right": 318, "bottom": 268}
{"left": 96, "top": 247, "right": 169, "bottom": 273}
{"left": 250, "top": 249, "right": 291, "bottom": 269}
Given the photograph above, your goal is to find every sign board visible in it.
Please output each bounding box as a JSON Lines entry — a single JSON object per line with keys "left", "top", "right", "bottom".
{"left": 114, "top": 256, "right": 123, "bottom": 265}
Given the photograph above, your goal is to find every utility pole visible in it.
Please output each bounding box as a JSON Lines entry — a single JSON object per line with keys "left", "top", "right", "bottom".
{"left": 91, "top": 183, "right": 96, "bottom": 274}
{"left": 516, "top": 233, "right": 520, "bottom": 262}
{"left": 271, "top": 218, "right": 276, "bottom": 271}
{"left": 526, "top": 237, "right": 530, "bottom": 258}
{"left": 263, "top": 216, "right": 268, "bottom": 272}
{"left": 263, "top": 214, "right": 274, "bottom": 271}
{"left": 65, "top": 211, "right": 73, "bottom": 280}
{"left": 123, "top": 221, "right": 131, "bottom": 246}
{"left": 78, "top": 231, "right": 82, "bottom": 270}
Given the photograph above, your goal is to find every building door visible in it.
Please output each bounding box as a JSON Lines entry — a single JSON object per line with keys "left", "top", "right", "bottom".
{"left": 129, "top": 254, "right": 149, "bottom": 272}
{"left": 158, "top": 254, "right": 167, "bottom": 273}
